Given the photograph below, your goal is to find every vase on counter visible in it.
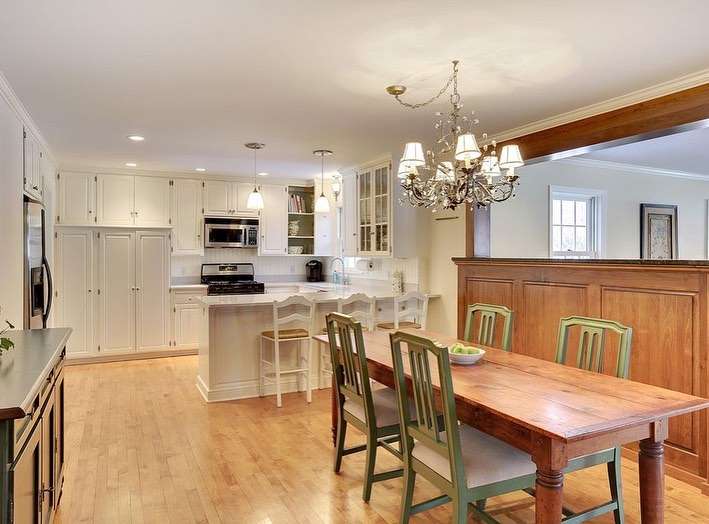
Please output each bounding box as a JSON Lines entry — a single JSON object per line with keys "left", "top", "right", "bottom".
{"left": 392, "top": 270, "right": 404, "bottom": 295}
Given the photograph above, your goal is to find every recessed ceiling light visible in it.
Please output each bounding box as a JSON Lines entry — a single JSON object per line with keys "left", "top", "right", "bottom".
{"left": 257, "top": 172, "right": 269, "bottom": 177}
{"left": 195, "top": 168, "right": 206, "bottom": 172}
{"left": 125, "top": 162, "right": 137, "bottom": 167}
{"left": 127, "top": 135, "right": 145, "bottom": 142}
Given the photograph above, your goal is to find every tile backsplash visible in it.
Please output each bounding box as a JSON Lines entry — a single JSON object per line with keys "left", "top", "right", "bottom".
{"left": 171, "top": 249, "right": 324, "bottom": 281}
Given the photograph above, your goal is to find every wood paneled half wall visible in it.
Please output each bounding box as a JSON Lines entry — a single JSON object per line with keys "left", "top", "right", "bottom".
{"left": 454, "top": 257, "right": 708, "bottom": 488}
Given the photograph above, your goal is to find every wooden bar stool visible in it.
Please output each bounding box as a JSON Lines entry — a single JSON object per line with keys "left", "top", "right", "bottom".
{"left": 259, "top": 295, "right": 315, "bottom": 407}
{"left": 376, "top": 291, "right": 429, "bottom": 330}
{"left": 320, "top": 293, "right": 376, "bottom": 388}
{"left": 463, "top": 303, "right": 514, "bottom": 351}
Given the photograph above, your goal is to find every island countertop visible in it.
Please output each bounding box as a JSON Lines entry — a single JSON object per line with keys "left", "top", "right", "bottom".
{"left": 0, "top": 328, "right": 72, "bottom": 421}
{"left": 198, "top": 284, "right": 439, "bottom": 307}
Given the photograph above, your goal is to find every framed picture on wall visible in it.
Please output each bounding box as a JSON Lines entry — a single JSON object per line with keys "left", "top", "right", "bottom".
{"left": 640, "top": 203, "right": 678, "bottom": 260}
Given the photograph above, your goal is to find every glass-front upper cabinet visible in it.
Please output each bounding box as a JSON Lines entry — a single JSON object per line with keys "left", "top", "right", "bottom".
{"left": 357, "top": 160, "right": 391, "bottom": 255}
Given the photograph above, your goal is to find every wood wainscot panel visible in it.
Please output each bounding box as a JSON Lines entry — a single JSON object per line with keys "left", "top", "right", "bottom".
{"left": 463, "top": 278, "right": 514, "bottom": 349}
{"left": 602, "top": 286, "right": 701, "bottom": 475}
{"left": 521, "top": 282, "right": 588, "bottom": 362}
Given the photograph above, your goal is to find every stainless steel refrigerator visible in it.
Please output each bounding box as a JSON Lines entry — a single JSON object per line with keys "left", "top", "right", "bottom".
{"left": 23, "top": 197, "right": 53, "bottom": 328}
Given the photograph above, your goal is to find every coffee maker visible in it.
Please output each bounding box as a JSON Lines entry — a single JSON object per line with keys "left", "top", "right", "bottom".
{"left": 305, "top": 260, "right": 323, "bottom": 282}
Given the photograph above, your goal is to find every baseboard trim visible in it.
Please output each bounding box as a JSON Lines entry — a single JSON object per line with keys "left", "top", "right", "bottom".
{"left": 196, "top": 375, "right": 314, "bottom": 402}
{"left": 66, "top": 348, "right": 197, "bottom": 365}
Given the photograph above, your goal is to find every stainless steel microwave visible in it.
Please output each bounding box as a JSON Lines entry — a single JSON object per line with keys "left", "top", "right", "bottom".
{"left": 204, "top": 217, "right": 259, "bottom": 248}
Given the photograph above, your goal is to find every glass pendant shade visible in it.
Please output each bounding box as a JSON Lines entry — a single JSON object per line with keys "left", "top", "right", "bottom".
{"left": 435, "top": 161, "right": 455, "bottom": 181}
{"left": 499, "top": 144, "right": 524, "bottom": 169}
{"left": 401, "top": 142, "right": 425, "bottom": 166}
{"left": 454, "top": 133, "right": 481, "bottom": 161}
{"left": 315, "top": 193, "right": 330, "bottom": 213}
{"left": 247, "top": 187, "right": 264, "bottom": 210}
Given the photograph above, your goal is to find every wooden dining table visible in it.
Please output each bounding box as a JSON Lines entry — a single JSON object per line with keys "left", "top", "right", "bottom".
{"left": 313, "top": 328, "right": 709, "bottom": 524}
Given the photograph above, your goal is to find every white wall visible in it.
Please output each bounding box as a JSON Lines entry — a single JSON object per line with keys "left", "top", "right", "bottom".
{"left": 0, "top": 91, "right": 24, "bottom": 326}
{"left": 491, "top": 160, "right": 709, "bottom": 260}
{"left": 424, "top": 207, "right": 465, "bottom": 336}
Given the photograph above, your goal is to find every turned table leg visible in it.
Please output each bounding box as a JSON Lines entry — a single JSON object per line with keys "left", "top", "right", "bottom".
{"left": 639, "top": 438, "right": 665, "bottom": 524}
{"left": 535, "top": 468, "right": 564, "bottom": 524}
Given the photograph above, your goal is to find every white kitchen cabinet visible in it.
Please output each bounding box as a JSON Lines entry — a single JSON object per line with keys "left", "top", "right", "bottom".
{"left": 171, "top": 289, "right": 207, "bottom": 349}
{"left": 203, "top": 180, "right": 258, "bottom": 217}
{"left": 171, "top": 178, "right": 203, "bottom": 255}
{"left": 235, "top": 182, "right": 259, "bottom": 216}
{"left": 134, "top": 176, "right": 170, "bottom": 226}
{"left": 96, "top": 174, "right": 134, "bottom": 226}
{"left": 203, "top": 179, "right": 230, "bottom": 215}
{"left": 23, "top": 127, "right": 43, "bottom": 201}
{"left": 55, "top": 229, "right": 94, "bottom": 357}
{"left": 313, "top": 178, "right": 336, "bottom": 257}
{"left": 135, "top": 231, "right": 170, "bottom": 351}
{"left": 357, "top": 161, "right": 391, "bottom": 255}
{"left": 98, "top": 230, "right": 136, "bottom": 354}
{"left": 259, "top": 184, "right": 288, "bottom": 255}
{"left": 57, "top": 172, "right": 95, "bottom": 225}
{"left": 342, "top": 174, "right": 358, "bottom": 256}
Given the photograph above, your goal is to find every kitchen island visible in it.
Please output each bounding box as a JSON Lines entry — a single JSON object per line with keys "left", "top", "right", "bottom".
{"left": 0, "top": 328, "right": 71, "bottom": 524}
{"left": 196, "top": 283, "right": 436, "bottom": 402}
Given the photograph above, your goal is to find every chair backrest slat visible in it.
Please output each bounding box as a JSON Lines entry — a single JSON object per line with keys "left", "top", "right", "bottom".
{"left": 463, "top": 303, "right": 514, "bottom": 351}
{"left": 394, "top": 291, "right": 429, "bottom": 330}
{"left": 390, "top": 331, "right": 467, "bottom": 484}
{"left": 326, "top": 313, "right": 375, "bottom": 424}
{"left": 555, "top": 316, "right": 632, "bottom": 379}
{"left": 271, "top": 296, "right": 314, "bottom": 339}
{"left": 338, "top": 293, "right": 375, "bottom": 331}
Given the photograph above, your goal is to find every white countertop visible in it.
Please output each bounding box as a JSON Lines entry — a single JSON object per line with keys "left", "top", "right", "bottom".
{"left": 171, "top": 284, "right": 208, "bottom": 291}
{"left": 198, "top": 282, "right": 439, "bottom": 307}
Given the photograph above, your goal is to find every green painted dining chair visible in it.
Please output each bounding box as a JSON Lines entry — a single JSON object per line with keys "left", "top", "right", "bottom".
{"left": 554, "top": 315, "right": 633, "bottom": 524}
{"left": 325, "top": 312, "right": 403, "bottom": 502}
{"left": 463, "top": 303, "right": 514, "bottom": 351}
{"left": 389, "top": 330, "right": 537, "bottom": 524}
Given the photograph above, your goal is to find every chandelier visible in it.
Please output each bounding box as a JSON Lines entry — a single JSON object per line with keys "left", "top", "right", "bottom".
{"left": 386, "top": 60, "right": 524, "bottom": 211}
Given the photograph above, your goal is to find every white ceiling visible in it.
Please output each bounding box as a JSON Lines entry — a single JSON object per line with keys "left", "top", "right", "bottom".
{"left": 1, "top": 1, "right": 709, "bottom": 179}
{"left": 582, "top": 126, "right": 709, "bottom": 175}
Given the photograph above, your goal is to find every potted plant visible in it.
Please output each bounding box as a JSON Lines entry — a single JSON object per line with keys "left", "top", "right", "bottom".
{"left": 0, "top": 307, "right": 15, "bottom": 359}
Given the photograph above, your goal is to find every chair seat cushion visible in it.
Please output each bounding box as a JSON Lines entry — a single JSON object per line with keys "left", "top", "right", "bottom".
{"left": 376, "top": 321, "right": 421, "bottom": 330}
{"left": 412, "top": 424, "right": 536, "bottom": 488}
{"left": 261, "top": 328, "right": 310, "bottom": 340}
{"left": 343, "top": 384, "right": 401, "bottom": 428}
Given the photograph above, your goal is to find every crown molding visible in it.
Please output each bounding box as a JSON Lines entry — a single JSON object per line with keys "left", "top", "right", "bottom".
{"left": 0, "top": 71, "right": 56, "bottom": 166}
{"left": 492, "top": 68, "right": 709, "bottom": 143}
{"left": 59, "top": 164, "right": 314, "bottom": 186}
{"left": 558, "top": 157, "right": 709, "bottom": 181}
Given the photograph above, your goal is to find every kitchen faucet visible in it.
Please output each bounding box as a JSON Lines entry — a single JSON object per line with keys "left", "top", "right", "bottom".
{"left": 331, "top": 257, "right": 348, "bottom": 285}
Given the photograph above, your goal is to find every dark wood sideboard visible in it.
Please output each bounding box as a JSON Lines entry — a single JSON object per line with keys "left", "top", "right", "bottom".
{"left": 455, "top": 257, "right": 709, "bottom": 490}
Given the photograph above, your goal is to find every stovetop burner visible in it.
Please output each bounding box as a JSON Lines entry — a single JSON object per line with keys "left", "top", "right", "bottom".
{"left": 201, "top": 263, "right": 265, "bottom": 295}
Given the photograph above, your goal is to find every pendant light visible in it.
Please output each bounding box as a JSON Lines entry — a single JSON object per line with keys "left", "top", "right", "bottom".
{"left": 313, "top": 149, "right": 333, "bottom": 213}
{"left": 245, "top": 142, "right": 265, "bottom": 210}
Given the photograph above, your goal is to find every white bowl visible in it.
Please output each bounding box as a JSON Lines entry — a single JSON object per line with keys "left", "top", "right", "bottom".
{"left": 449, "top": 348, "right": 485, "bottom": 365}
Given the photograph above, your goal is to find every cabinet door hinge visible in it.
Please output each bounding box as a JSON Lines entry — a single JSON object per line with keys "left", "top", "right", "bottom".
{"left": 201, "top": 208, "right": 204, "bottom": 214}
{"left": 94, "top": 216, "right": 97, "bottom": 223}
{"left": 54, "top": 232, "right": 58, "bottom": 239}
{"left": 173, "top": 307, "right": 176, "bottom": 313}
{"left": 56, "top": 215, "right": 60, "bottom": 223}
{"left": 97, "top": 289, "right": 101, "bottom": 295}
{"left": 97, "top": 345, "right": 101, "bottom": 351}
{"left": 56, "top": 172, "right": 60, "bottom": 180}
{"left": 168, "top": 218, "right": 172, "bottom": 225}
{"left": 94, "top": 175, "right": 97, "bottom": 182}
{"left": 202, "top": 181, "right": 205, "bottom": 188}
{"left": 97, "top": 231, "right": 101, "bottom": 238}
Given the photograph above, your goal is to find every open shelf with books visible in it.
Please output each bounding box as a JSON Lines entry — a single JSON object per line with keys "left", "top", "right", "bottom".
{"left": 287, "top": 185, "right": 315, "bottom": 255}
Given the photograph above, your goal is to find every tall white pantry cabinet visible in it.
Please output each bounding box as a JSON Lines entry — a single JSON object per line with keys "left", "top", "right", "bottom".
{"left": 55, "top": 228, "right": 171, "bottom": 359}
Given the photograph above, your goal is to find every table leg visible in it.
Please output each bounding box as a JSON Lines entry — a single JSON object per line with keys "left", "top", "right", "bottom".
{"left": 639, "top": 438, "right": 665, "bottom": 524}
{"left": 535, "top": 468, "right": 564, "bottom": 524}
{"left": 331, "top": 373, "right": 338, "bottom": 446}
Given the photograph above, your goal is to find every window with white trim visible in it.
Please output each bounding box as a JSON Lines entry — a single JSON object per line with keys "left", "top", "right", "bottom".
{"left": 549, "top": 186, "right": 605, "bottom": 259}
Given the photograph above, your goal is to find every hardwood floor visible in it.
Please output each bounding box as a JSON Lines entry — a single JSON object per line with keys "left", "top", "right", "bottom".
{"left": 55, "top": 356, "right": 709, "bottom": 523}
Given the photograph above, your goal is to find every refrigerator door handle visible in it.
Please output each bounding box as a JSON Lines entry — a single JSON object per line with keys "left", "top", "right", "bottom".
{"left": 42, "top": 256, "right": 53, "bottom": 328}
